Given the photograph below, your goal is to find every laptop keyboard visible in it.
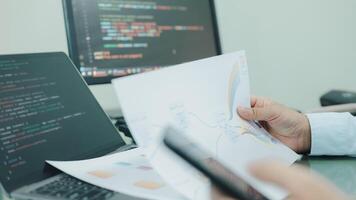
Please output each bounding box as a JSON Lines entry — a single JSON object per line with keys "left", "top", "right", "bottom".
{"left": 30, "top": 175, "right": 114, "bottom": 200}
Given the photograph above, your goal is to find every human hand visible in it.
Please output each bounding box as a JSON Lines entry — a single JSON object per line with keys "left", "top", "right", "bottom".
{"left": 210, "top": 186, "right": 236, "bottom": 200}
{"left": 210, "top": 161, "right": 350, "bottom": 200}
{"left": 237, "top": 96, "right": 311, "bottom": 154}
{"left": 249, "top": 161, "right": 350, "bottom": 200}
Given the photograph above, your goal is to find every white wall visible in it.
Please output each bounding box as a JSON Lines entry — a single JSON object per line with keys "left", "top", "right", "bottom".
{"left": 0, "top": 0, "right": 68, "bottom": 54}
{"left": 215, "top": 0, "right": 356, "bottom": 110}
{"left": 0, "top": 0, "right": 121, "bottom": 114}
{"left": 1, "top": 0, "right": 356, "bottom": 111}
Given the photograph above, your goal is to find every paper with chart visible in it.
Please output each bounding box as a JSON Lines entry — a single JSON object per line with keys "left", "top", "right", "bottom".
{"left": 47, "top": 148, "right": 186, "bottom": 200}
{"left": 113, "top": 51, "right": 300, "bottom": 200}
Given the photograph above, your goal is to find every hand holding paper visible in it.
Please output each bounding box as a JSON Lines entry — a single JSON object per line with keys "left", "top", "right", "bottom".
{"left": 48, "top": 51, "right": 300, "bottom": 200}
{"left": 113, "top": 51, "right": 299, "bottom": 200}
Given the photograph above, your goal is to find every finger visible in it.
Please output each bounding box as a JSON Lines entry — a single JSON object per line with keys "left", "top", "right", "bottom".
{"left": 237, "top": 106, "right": 278, "bottom": 121}
{"left": 210, "top": 186, "right": 237, "bottom": 200}
{"left": 250, "top": 161, "right": 350, "bottom": 200}
{"left": 251, "top": 96, "right": 272, "bottom": 108}
{"left": 248, "top": 161, "right": 309, "bottom": 192}
{"left": 250, "top": 96, "right": 258, "bottom": 107}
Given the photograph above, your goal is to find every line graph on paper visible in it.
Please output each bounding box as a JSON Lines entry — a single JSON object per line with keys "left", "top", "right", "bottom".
{"left": 146, "top": 102, "right": 282, "bottom": 200}
{"left": 124, "top": 57, "right": 279, "bottom": 155}
{"left": 167, "top": 103, "right": 279, "bottom": 157}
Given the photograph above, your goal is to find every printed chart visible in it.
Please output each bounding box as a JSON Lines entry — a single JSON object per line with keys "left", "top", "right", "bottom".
{"left": 48, "top": 149, "right": 185, "bottom": 200}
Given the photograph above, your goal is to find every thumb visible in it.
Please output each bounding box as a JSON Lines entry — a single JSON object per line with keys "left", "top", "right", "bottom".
{"left": 237, "top": 106, "right": 277, "bottom": 121}
{"left": 248, "top": 161, "right": 308, "bottom": 193}
{"left": 249, "top": 161, "right": 350, "bottom": 200}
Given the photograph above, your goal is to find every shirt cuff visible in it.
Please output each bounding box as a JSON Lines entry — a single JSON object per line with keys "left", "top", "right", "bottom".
{"left": 306, "top": 112, "right": 356, "bottom": 156}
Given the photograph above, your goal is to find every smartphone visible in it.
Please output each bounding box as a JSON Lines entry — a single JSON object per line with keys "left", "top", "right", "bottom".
{"left": 162, "top": 127, "right": 268, "bottom": 200}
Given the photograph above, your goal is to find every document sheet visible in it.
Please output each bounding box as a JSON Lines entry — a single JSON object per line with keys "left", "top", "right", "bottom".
{"left": 48, "top": 52, "right": 299, "bottom": 200}
{"left": 47, "top": 149, "right": 186, "bottom": 200}
{"left": 112, "top": 51, "right": 300, "bottom": 200}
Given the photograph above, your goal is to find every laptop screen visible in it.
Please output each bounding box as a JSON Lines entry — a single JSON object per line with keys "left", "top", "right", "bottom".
{"left": 0, "top": 52, "right": 126, "bottom": 192}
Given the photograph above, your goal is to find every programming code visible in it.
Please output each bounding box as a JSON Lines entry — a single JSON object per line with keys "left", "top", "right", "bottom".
{"left": 69, "top": 0, "right": 218, "bottom": 81}
{"left": 0, "top": 59, "right": 85, "bottom": 183}
{"left": 0, "top": 53, "right": 125, "bottom": 192}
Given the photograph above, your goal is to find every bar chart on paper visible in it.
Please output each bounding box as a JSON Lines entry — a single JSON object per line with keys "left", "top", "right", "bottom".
{"left": 47, "top": 149, "right": 185, "bottom": 200}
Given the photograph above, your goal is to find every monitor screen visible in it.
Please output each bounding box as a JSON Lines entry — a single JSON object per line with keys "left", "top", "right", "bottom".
{"left": 63, "top": 0, "right": 221, "bottom": 84}
{"left": 0, "top": 53, "right": 126, "bottom": 192}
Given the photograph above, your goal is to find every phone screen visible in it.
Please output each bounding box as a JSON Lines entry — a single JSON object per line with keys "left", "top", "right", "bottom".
{"left": 163, "top": 127, "right": 268, "bottom": 200}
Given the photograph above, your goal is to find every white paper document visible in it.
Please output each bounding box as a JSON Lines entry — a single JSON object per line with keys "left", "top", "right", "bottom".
{"left": 112, "top": 51, "right": 300, "bottom": 200}
{"left": 48, "top": 51, "right": 299, "bottom": 200}
{"left": 47, "top": 148, "right": 186, "bottom": 200}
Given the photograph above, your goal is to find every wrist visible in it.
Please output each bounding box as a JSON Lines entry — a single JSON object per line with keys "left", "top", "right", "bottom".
{"left": 298, "top": 114, "right": 311, "bottom": 154}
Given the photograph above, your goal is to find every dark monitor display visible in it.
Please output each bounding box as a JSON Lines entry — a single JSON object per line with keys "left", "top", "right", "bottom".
{"left": 0, "top": 53, "right": 126, "bottom": 192}
{"left": 63, "top": 0, "right": 221, "bottom": 85}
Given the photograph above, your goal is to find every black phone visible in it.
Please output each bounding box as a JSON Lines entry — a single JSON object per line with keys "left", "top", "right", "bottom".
{"left": 162, "top": 127, "right": 268, "bottom": 200}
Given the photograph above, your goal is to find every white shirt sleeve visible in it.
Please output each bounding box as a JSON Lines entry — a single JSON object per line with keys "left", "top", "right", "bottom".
{"left": 306, "top": 112, "right": 356, "bottom": 156}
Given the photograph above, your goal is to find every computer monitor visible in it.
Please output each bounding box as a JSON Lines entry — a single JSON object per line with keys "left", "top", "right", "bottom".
{"left": 62, "top": 0, "right": 221, "bottom": 85}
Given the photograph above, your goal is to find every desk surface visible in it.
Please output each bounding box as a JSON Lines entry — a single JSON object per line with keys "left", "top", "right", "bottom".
{"left": 299, "top": 156, "right": 356, "bottom": 197}
{"left": 1, "top": 156, "right": 356, "bottom": 199}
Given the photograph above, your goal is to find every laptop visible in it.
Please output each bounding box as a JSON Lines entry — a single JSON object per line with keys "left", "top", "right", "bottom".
{"left": 0, "top": 52, "right": 141, "bottom": 200}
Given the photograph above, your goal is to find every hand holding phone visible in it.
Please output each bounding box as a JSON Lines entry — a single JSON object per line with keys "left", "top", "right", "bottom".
{"left": 162, "top": 127, "right": 268, "bottom": 200}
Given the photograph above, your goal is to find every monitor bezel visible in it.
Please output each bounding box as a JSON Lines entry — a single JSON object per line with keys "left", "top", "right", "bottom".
{"left": 62, "top": 0, "right": 222, "bottom": 85}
